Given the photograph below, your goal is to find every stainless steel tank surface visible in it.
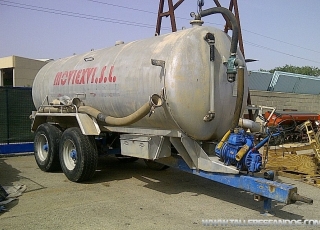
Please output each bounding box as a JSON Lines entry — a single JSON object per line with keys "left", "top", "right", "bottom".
{"left": 32, "top": 24, "right": 248, "bottom": 141}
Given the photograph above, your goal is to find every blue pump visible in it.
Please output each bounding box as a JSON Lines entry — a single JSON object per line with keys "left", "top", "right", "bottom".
{"left": 215, "top": 128, "right": 279, "bottom": 173}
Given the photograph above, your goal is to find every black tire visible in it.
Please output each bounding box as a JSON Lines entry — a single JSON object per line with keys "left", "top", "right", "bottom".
{"left": 59, "top": 127, "right": 98, "bottom": 182}
{"left": 115, "top": 154, "right": 139, "bottom": 163}
{"left": 144, "top": 160, "right": 169, "bottom": 171}
{"left": 34, "top": 123, "right": 62, "bottom": 172}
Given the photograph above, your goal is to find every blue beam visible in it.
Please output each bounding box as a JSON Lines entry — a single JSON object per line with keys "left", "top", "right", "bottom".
{"left": 156, "top": 156, "right": 298, "bottom": 204}
{"left": 0, "top": 143, "right": 33, "bottom": 154}
{"left": 192, "top": 170, "right": 296, "bottom": 204}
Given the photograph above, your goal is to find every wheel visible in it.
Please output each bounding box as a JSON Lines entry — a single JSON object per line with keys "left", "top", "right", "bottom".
{"left": 115, "top": 154, "right": 139, "bottom": 163}
{"left": 34, "top": 123, "right": 62, "bottom": 172}
{"left": 59, "top": 127, "right": 98, "bottom": 182}
{"left": 144, "top": 159, "right": 169, "bottom": 171}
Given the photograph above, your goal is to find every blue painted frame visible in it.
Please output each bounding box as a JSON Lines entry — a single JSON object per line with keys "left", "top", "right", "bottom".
{"left": 0, "top": 143, "right": 33, "bottom": 154}
{"left": 156, "top": 155, "right": 310, "bottom": 211}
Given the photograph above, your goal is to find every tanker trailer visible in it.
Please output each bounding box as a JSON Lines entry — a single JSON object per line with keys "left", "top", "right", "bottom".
{"left": 30, "top": 7, "right": 312, "bottom": 211}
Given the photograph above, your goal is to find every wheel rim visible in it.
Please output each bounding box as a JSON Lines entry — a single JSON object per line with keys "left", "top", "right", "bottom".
{"left": 37, "top": 134, "right": 49, "bottom": 161}
{"left": 62, "top": 139, "right": 77, "bottom": 170}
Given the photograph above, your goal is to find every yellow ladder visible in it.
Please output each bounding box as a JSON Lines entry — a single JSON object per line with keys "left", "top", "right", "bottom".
{"left": 304, "top": 120, "right": 320, "bottom": 161}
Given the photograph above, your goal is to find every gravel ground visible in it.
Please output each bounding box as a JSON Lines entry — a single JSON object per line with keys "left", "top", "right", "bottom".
{"left": 0, "top": 154, "right": 319, "bottom": 230}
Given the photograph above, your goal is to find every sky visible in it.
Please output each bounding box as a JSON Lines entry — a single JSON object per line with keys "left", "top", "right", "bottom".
{"left": 1, "top": 0, "right": 320, "bottom": 71}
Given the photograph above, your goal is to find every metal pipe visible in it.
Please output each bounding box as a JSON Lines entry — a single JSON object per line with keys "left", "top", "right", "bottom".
{"left": 209, "top": 60, "right": 215, "bottom": 114}
{"left": 291, "top": 193, "right": 313, "bottom": 204}
{"left": 40, "top": 108, "right": 60, "bottom": 113}
{"left": 203, "top": 33, "right": 215, "bottom": 122}
{"left": 255, "top": 132, "right": 280, "bottom": 150}
{"left": 238, "top": 118, "right": 261, "bottom": 132}
{"left": 78, "top": 94, "right": 163, "bottom": 126}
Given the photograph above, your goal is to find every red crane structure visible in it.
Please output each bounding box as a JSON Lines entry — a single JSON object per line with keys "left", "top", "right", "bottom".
{"left": 155, "top": 0, "right": 244, "bottom": 56}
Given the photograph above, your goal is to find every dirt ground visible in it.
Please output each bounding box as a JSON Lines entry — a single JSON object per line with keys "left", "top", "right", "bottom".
{"left": 0, "top": 154, "right": 319, "bottom": 230}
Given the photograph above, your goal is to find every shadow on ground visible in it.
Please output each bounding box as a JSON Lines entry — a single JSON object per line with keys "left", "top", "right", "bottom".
{"left": 87, "top": 155, "right": 305, "bottom": 220}
{"left": 0, "top": 157, "right": 21, "bottom": 186}
{"left": 0, "top": 156, "right": 22, "bottom": 213}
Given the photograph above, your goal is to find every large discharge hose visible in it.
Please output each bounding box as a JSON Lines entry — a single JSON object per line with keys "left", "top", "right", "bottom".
{"left": 200, "top": 7, "right": 239, "bottom": 58}
{"left": 78, "top": 94, "right": 163, "bottom": 126}
{"left": 200, "top": 7, "right": 244, "bottom": 133}
{"left": 230, "top": 60, "right": 245, "bottom": 131}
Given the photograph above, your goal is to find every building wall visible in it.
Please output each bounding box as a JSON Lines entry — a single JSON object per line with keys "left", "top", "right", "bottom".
{"left": 0, "top": 56, "right": 14, "bottom": 69}
{"left": 14, "top": 56, "right": 48, "bottom": 87}
{"left": 249, "top": 90, "right": 320, "bottom": 113}
{"left": 0, "top": 56, "right": 48, "bottom": 87}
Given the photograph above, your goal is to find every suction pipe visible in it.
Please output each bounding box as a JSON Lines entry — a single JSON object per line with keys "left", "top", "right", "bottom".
{"left": 230, "top": 59, "right": 245, "bottom": 131}
{"left": 78, "top": 94, "right": 163, "bottom": 126}
{"left": 200, "top": 7, "right": 240, "bottom": 82}
{"left": 200, "top": 7, "right": 239, "bottom": 58}
{"left": 200, "top": 7, "right": 245, "bottom": 149}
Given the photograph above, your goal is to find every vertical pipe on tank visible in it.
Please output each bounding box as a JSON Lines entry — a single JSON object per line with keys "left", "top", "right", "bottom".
{"left": 203, "top": 63, "right": 215, "bottom": 122}
{"left": 209, "top": 60, "right": 214, "bottom": 113}
{"left": 203, "top": 32, "right": 215, "bottom": 122}
{"left": 190, "top": 19, "right": 216, "bottom": 122}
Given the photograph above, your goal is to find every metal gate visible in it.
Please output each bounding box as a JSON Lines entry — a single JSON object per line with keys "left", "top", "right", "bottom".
{"left": 0, "top": 87, "right": 35, "bottom": 154}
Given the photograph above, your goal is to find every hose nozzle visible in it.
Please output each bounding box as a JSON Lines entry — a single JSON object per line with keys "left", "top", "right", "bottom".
{"left": 227, "top": 73, "right": 236, "bottom": 83}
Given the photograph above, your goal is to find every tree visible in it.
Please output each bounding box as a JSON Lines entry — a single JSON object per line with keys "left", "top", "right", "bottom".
{"left": 259, "top": 65, "right": 320, "bottom": 76}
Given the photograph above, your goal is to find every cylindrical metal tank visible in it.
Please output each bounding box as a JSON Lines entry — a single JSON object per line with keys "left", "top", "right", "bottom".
{"left": 32, "top": 23, "right": 248, "bottom": 141}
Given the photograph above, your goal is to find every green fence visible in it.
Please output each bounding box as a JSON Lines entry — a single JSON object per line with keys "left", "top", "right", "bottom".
{"left": 0, "top": 87, "right": 35, "bottom": 145}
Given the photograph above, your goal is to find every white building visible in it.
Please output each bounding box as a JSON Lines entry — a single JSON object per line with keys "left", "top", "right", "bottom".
{"left": 0, "top": 55, "right": 50, "bottom": 87}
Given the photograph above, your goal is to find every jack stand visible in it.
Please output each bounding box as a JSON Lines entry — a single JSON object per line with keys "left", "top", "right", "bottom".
{"left": 262, "top": 198, "right": 274, "bottom": 216}
{"left": 261, "top": 170, "right": 275, "bottom": 216}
